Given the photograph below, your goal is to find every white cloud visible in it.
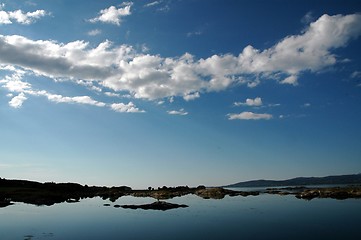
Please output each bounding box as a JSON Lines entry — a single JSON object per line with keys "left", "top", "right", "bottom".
{"left": 351, "top": 71, "right": 361, "bottom": 78}
{"left": 0, "top": 35, "right": 134, "bottom": 81}
{"left": 268, "top": 103, "right": 281, "bottom": 107}
{"left": 0, "top": 13, "right": 360, "bottom": 108}
{"left": 4, "top": 79, "right": 31, "bottom": 92}
{"left": 46, "top": 94, "right": 106, "bottom": 107}
{"left": 0, "top": 67, "right": 144, "bottom": 113}
{"left": 87, "top": 29, "right": 102, "bottom": 36}
{"left": 144, "top": 1, "right": 161, "bottom": 8}
{"left": 280, "top": 75, "right": 298, "bottom": 85}
{"left": 302, "top": 103, "right": 311, "bottom": 107}
{"left": 183, "top": 92, "right": 200, "bottom": 101}
{"left": 9, "top": 92, "right": 27, "bottom": 108}
{"left": 234, "top": 97, "right": 262, "bottom": 107}
{"left": 228, "top": 111, "right": 272, "bottom": 120}
{"left": 187, "top": 30, "right": 203, "bottom": 37}
{"left": 0, "top": 8, "right": 47, "bottom": 25}
{"left": 89, "top": 3, "right": 132, "bottom": 26}
{"left": 110, "top": 102, "right": 145, "bottom": 113}
{"left": 104, "top": 92, "right": 121, "bottom": 97}
{"left": 167, "top": 108, "right": 188, "bottom": 116}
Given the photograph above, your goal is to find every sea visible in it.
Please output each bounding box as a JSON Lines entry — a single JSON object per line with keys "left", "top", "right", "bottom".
{"left": 1, "top": 189, "right": 360, "bottom": 240}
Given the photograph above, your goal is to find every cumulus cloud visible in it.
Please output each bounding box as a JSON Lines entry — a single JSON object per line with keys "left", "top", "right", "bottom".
{"left": 0, "top": 13, "right": 360, "bottom": 108}
{"left": 89, "top": 3, "right": 132, "bottom": 26}
{"left": 0, "top": 6, "right": 47, "bottom": 25}
{"left": 167, "top": 108, "right": 188, "bottom": 116}
{"left": 0, "top": 35, "right": 132, "bottom": 81}
{"left": 234, "top": 97, "right": 262, "bottom": 107}
{"left": 9, "top": 92, "right": 27, "bottom": 108}
{"left": 227, "top": 111, "right": 272, "bottom": 120}
{"left": 110, "top": 102, "right": 145, "bottom": 113}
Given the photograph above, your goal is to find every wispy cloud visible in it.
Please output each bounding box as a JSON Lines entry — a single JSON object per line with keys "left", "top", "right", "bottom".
{"left": 351, "top": 71, "right": 361, "bottom": 79}
{"left": 227, "top": 112, "right": 272, "bottom": 120}
{"left": 187, "top": 30, "right": 203, "bottom": 37}
{"left": 89, "top": 2, "right": 133, "bottom": 26}
{"left": 144, "top": 0, "right": 170, "bottom": 12}
{"left": 144, "top": 1, "right": 161, "bottom": 8}
{"left": 301, "top": 11, "right": 315, "bottom": 24}
{"left": 167, "top": 108, "right": 188, "bottom": 116}
{"left": 87, "top": 29, "right": 102, "bottom": 36}
{"left": 0, "top": 68, "right": 145, "bottom": 113}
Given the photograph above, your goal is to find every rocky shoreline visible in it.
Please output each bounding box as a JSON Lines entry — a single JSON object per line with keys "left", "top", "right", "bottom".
{"left": 1, "top": 178, "right": 361, "bottom": 210}
{"left": 265, "top": 185, "right": 361, "bottom": 200}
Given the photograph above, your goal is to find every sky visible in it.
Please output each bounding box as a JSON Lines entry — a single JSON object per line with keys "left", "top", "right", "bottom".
{"left": 1, "top": 0, "right": 361, "bottom": 189}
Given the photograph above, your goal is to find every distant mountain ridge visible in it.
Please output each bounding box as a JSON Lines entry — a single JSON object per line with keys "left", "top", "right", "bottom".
{"left": 224, "top": 173, "right": 361, "bottom": 188}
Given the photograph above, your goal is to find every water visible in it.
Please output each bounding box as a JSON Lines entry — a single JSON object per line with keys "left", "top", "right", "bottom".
{"left": 1, "top": 194, "right": 360, "bottom": 240}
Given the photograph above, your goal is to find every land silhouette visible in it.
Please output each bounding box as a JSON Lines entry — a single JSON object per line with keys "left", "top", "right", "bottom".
{"left": 1, "top": 174, "right": 361, "bottom": 210}
{"left": 225, "top": 173, "right": 361, "bottom": 188}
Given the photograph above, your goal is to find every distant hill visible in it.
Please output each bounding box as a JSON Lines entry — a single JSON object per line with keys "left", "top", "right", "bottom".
{"left": 224, "top": 173, "right": 361, "bottom": 188}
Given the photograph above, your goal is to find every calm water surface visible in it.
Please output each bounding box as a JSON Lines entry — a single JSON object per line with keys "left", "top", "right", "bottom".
{"left": 1, "top": 194, "right": 360, "bottom": 240}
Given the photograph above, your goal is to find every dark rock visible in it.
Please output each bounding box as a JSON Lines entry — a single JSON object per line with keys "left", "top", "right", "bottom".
{"left": 295, "top": 186, "right": 361, "bottom": 200}
{"left": 121, "top": 201, "right": 188, "bottom": 211}
{"left": 195, "top": 187, "right": 259, "bottom": 199}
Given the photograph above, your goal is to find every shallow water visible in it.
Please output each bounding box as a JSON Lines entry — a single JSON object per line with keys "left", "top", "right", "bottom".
{"left": 1, "top": 194, "right": 360, "bottom": 240}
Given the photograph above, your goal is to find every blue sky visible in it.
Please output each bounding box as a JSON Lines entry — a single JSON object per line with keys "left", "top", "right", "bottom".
{"left": 1, "top": 0, "right": 361, "bottom": 188}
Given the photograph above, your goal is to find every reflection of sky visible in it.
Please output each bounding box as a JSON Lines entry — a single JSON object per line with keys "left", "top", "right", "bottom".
{"left": 1, "top": 195, "right": 360, "bottom": 240}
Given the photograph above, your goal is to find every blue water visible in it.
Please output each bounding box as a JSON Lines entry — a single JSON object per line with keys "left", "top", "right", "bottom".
{"left": 1, "top": 194, "right": 360, "bottom": 240}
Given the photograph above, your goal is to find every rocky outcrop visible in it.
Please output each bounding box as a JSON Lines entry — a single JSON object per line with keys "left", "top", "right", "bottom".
{"left": 295, "top": 186, "right": 361, "bottom": 200}
{"left": 195, "top": 187, "right": 259, "bottom": 199}
{"left": 265, "top": 186, "right": 361, "bottom": 200}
